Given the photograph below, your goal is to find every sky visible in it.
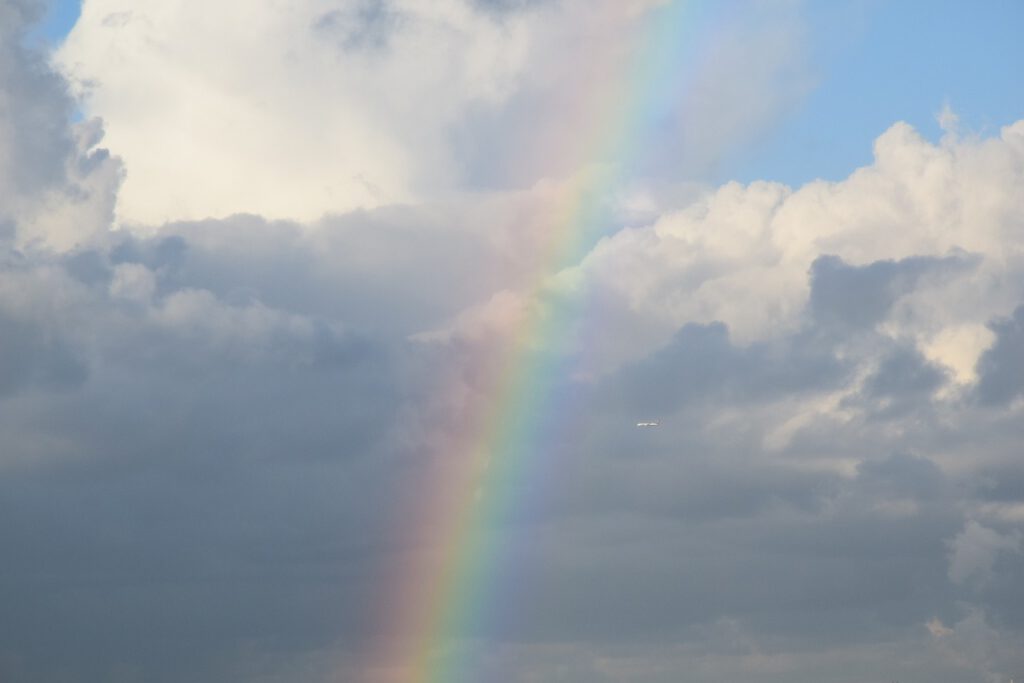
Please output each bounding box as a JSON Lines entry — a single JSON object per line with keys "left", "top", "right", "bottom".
{"left": 1, "top": 1, "right": 1023, "bottom": 682}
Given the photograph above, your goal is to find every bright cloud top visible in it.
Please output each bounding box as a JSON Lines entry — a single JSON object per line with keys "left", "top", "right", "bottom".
{"left": 57, "top": 0, "right": 528, "bottom": 223}
{"left": 56, "top": 0, "right": 809, "bottom": 225}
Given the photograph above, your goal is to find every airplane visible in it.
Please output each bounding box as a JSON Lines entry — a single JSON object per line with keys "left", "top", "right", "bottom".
{"left": 635, "top": 421, "right": 659, "bottom": 428}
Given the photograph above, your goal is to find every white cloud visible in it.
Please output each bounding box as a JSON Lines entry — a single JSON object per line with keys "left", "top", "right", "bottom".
{"left": 56, "top": 0, "right": 812, "bottom": 226}
{"left": 56, "top": 0, "right": 535, "bottom": 224}
{"left": 563, "top": 119, "right": 1024, "bottom": 376}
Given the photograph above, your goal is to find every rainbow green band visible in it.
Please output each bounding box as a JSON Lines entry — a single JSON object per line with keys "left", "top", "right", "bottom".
{"left": 368, "top": 4, "right": 713, "bottom": 681}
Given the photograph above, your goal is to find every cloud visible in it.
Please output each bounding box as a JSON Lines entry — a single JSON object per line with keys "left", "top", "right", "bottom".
{"left": 453, "top": 0, "right": 813, "bottom": 191}
{"left": 55, "top": 0, "right": 536, "bottom": 223}
{"left": 0, "top": 0, "right": 70, "bottom": 198}
{"left": 0, "top": 2, "right": 120, "bottom": 249}
{"left": 3, "top": 3, "right": 1024, "bottom": 682}
{"left": 563, "top": 119, "right": 1024, "bottom": 380}
{"left": 56, "top": 0, "right": 813, "bottom": 224}
{"left": 926, "top": 608, "right": 1024, "bottom": 683}
{"left": 976, "top": 305, "right": 1024, "bottom": 405}
{"left": 312, "top": 0, "right": 401, "bottom": 53}
{"left": 0, "top": 304, "right": 88, "bottom": 396}
{"left": 947, "top": 521, "right": 1022, "bottom": 586}
{"left": 808, "top": 252, "right": 974, "bottom": 331}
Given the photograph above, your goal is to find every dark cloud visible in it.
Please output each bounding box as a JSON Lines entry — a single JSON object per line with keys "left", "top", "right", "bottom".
{"left": 973, "top": 464, "right": 1024, "bottom": 504}
{"left": 8, "top": 210, "right": 1002, "bottom": 681}
{"left": 0, "top": 240, "right": 416, "bottom": 681}
{"left": 863, "top": 346, "right": 947, "bottom": 399}
{"left": 976, "top": 304, "right": 1024, "bottom": 405}
{"left": 809, "top": 252, "right": 975, "bottom": 331}
{"left": 598, "top": 317, "right": 845, "bottom": 417}
{"left": 469, "top": 0, "right": 553, "bottom": 16}
{"left": 0, "top": 306, "right": 87, "bottom": 395}
{"left": 62, "top": 247, "right": 113, "bottom": 287}
{"left": 3, "top": 193, "right": 1022, "bottom": 681}
{"left": 854, "top": 452, "right": 949, "bottom": 502}
{"left": 853, "top": 344, "right": 949, "bottom": 419}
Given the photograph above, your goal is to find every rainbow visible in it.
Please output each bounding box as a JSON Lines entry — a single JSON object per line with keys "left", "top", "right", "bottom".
{"left": 366, "top": 3, "right": 717, "bottom": 680}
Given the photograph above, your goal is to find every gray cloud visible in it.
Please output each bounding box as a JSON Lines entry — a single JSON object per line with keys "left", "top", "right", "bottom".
{"left": 976, "top": 305, "right": 1024, "bottom": 405}
{"left": 809, "top": 252, "right": 976, "bottom": 331}
{"left": 1, "top": 4, "right": 1024, "bottom": 683}
{"left": 312, "top": 0, "right": 400, "bottom": 53}
{"left": 0, "top": 306, "right": 87, "bottom": 395}
{"left": 3, "top": 203, "right": 1023, "bottom": 683}
{"left": 948, "top": 521, "right": 1021, "bottom": 586}
{"left": 469, "top": 0, "right": 553, "bottom": 17}
{"left": 0, "top": 0, "right": 75, "bottom": 200}
{"left": 863, "top": 346, "right": 947, "bottom": 400}
{"left": 1, "top": 1, "right": 121, "bottom": 249}
{"left": 0, "top": 243, "right": 414, "bottom": 682}
{"left": 596, "top": 319, "right": 846, "bottom": 417}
